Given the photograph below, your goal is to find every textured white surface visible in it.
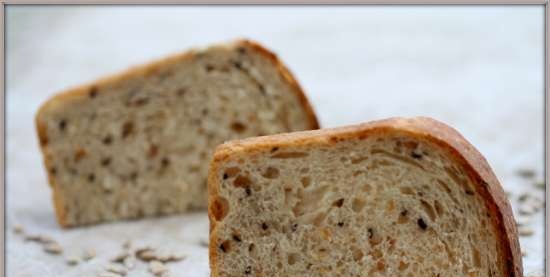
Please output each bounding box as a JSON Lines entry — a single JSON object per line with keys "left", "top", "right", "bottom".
{"left": 6, "top": 6, "right": 544, "bottom": 276}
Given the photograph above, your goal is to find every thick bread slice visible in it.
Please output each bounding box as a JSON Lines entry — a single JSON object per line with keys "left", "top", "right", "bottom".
{"left": 36, "top": 39, "right": 319, "bottom": 227}
{"left": 208, "top": 117, "right": 521, "bottom": 277}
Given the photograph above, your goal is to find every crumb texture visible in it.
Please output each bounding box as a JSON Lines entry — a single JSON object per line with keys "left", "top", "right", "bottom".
{"left": 36, "top": 41, "right": 316, "bottom": 226}
{"left": 211, "top": 133, "right": 507, "bottom": 277}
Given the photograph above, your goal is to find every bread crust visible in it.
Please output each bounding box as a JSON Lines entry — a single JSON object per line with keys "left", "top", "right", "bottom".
{"left": 208, "top": 117, "right": 522, "bottom": 277}
{"left": 35, "top": 39, "right": 319, "bottom": 228}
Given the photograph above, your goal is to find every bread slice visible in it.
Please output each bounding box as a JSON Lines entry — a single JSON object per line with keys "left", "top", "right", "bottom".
{"left": 208, "top": 117, "right": 522, "bottom": 277}
{"left": 36, "top": 39, "right": 319, "bottom": 227}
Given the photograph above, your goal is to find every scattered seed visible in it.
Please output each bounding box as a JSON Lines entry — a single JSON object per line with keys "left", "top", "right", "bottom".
{"left": 518, "top": 193, "right": 530, "bottom": 203}
{"left": 66, "top": 256, "right": 80, "bottom": 266}
{"left": 111, "top": 251, "right": 130, "bottom": 263}
{"left": 519, "top": 205, "right": 537, "bottom": 216}
{"left": 519, "top": 227, "right": 534, "bottom": 237}
{"left": 25, "top": 235, "right": 55, "bottom": 244}
{"left": 123, "top": 256, "right": 136, "bottom": 270}
{"left": 43, "top": 242, "right": 63, "bottom": 255}
{"left": 534, "top": 181, "right": 545, "bottom": 189}
{"left": 516, "top": 169, "right": 536, "bottom": 179}
{"left": 136, "top": 247, "right": 157, "bottom": 262}
{"left": 199, "top": 239, "right": 209, "bottom": 248}
{"left": 149, "top": 260, "right": 168, "bottom": 276}
{"left": 106, "top": 263, "right": 128, "bottom": 276}
{"left": 99, "top": 272, "right": 122, "bottom": 277}
{"left": 13, "top": 224, "right": 24, "bottom": 235}
{"left": 83, "top": 248, "right": 96, "bottom": 261}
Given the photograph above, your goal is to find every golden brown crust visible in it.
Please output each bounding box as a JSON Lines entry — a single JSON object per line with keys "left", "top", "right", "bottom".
{"left": 208, "top": 117, "right": 522, "bottom": 277}
{"left": 35, "top": 39, "right": 320, "bottom": 228}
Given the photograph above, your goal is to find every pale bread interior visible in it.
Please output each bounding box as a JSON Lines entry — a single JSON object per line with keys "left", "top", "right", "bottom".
{"left": 211, "top": 133, "right": 504, "bottom": 277}
{"left": 37, "top": 42, "right": 315, "bottom": 226}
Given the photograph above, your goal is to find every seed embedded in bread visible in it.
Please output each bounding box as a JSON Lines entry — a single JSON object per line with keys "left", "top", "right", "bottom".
{"left": 35, "top": 39, "right": 319, "bottom": 227}
{"left": 208, "top": 117, "right": 522, "bottom": 277}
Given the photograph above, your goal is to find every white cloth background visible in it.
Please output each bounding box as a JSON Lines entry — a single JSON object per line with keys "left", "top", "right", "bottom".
{"left": 6, "top": 6, "right": 544, "bottom": 276}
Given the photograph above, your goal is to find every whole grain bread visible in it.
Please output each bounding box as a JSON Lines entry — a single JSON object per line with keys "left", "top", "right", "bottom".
{"left": 208, "top": 117, "right": 521, "bottom": 277}
{"left": 36, "top": 39, "right": 319, "bottom": 227}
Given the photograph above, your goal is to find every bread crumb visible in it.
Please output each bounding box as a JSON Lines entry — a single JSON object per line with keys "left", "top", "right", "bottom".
{"left": 106, "top": 263, "right": 128, "bottom": 276}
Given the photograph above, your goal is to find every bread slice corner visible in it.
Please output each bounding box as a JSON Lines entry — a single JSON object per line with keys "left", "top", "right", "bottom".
{"left": 208, "top": 116, "right": 522, "bottom": 277}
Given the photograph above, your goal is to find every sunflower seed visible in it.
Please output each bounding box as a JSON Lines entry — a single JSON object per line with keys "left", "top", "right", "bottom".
{"left": 136, "top": 247, "right": 157, "bottom": 262}
{"left": 149, "top": 260, "right": 168, "bottom": 276}
{"left": 111, "top": 251, "right": 130, "bottom": 263}
{"left": 106, "top": 263, "right": 128, "bottom": 276}
{"left": 534, "top": 180, "right": 545, "bottom": 189}
{"left": 98, "top": 272, "right": 121, "bottom": 277}
{"left": 519, "top": 227, "right": 534, "bottom": 236}
{"left": 43, "top": 242, "right": 63, "bottom": 254}
{"left": 25, "top": 235, "right": 55, "bottom": 244}
{"left": 13, "top": 224, "right": 24, "bottom": 235}
{"left": 516, "top": 169, "right": 536, "bottom": 179}
{"left": 66, "top": 256, "right": 81, "bottom": 266}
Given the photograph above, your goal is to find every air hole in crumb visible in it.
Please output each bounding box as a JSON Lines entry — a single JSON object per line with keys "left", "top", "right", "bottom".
{"left": 58, "top": 119, "right": 67, "bottom": 131}
{"left": 337, "top": 222, "right": 344, "bottom": 227}
{"left": 161, "top": 157, "right": 170, "bottom": 168}
{"left": 89, "top": 86, "right": 98, "bottom": 98}
{"left": 206, "top": 65, "right": 215, "bottom": 72}
{"left": 270, "top": 147, "right": 279, "bottom": 153}
{"left": 121, "top": 121, "right": 134, "bottom": 138}
{"left": 224, "top": 167, "right": 241, "bottom": 178}
{"left": 411, "top": 151, "right": 422, "bottom": 159}
{"left": 300, "top": 177, "right": 311, "bottom": 188}
{"left": 262, "top": 167, "right": 279, "bottom": 179}
{"left": 420, "top": 200, "right": 436, "bottom": 221}
{"left": 417, "top": 218, "right": 428, "bottom": 230}
{"left": 211, "top": 197, "right": 229, "bottom": 221}
{"left": 261, "top": 222, "right": 268, "bottom": 230}
{"left": 232, "top": 233, "right": 242, "bottom": 242}
{"left": 351, "top": 246, "right": 364, "bottom": 262}
{"left": 287, "top": 253, "right": 299, "bottom": 265}
{"left": 398, "top": 209, "right": 408, "bottom": 224}
{"left": 244, "top": 266, "right": 251, "bottom": 274}
{"left": 219, "top": 240, "right": 231, "bottom": 253}
{"left": 398, "top": 261, "right": 409, "bottom": 271}
{"left": 87, "top": 174, "right": 95, "bottom": 182}
{"left": 400, "top": 187, "right": 415, "bottom": 195}
{"left": 248, "top": 243, "right": 255, "bottom": 252}
{"left": 271, "top": 152, "right": 308, "bottom": 159}
{"left": 74, "top": 148, "right": 87, "bottom": 162}
{"left": 233, "top": 175, "right": 252, "bottom": 188}
{"left": 102, "top": 135, "right": 113, "bottom": 145}
{"left": 176, "top": 88, "right": 187, "bottom": 96}
{"left": 148, "top": 144, "right": 158, "bottom": 158}
{"left": 230, "top": 121, "right": 247, "bottom": 133}
{"left": 352, "top": 198, "right": 366, "bottom": 212}
{"left": 49, "top": 167, "right": 57, "bottom": 175}
{"left": 332, "top": 198, "right": 344, "bottom": 208}
{"left": 101, "top": 157, "right": 111, "bottom": 166}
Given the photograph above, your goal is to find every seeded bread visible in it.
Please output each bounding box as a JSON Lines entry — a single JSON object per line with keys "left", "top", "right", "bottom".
{"left": 36, "top": 39, "right": 319, "bottom": 227}
{"left": 208, "top": 117, "right": 522, "bottom": 277}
